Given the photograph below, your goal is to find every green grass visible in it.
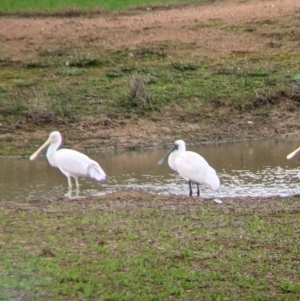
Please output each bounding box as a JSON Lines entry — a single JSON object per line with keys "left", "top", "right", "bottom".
{"left": 1, "top": 47, "right": 299, "bottom": 121}
{"left": 0, "top": 1, "right": 300, "bottom": 156}
{"left": 1, "top": 194, "right": 300, "bottom": 300}
{"left": 0, "top": 0, "right": 209, "bottom": 13}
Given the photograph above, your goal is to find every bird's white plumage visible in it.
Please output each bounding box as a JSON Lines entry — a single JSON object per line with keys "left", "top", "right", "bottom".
{"left": 54, "top": 149, "right": 106, "bottom": 181}
{"left": 168, "top": 140, "right": 220, "bottom": 190}
{"left": 30, "top": 131, "right": 106, "bottom": 195}
{"left": 172, "top": 151, "right": 220, "bottom": 191}
{"left": 159, "top": 140, "right": 220, "bottom": 196}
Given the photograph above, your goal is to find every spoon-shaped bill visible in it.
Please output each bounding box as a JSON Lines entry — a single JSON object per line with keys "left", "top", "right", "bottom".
{"left": 157, "top": 157, "right": 166, "bottom": 166}
{"left": 157, "top": 147, "right": 176, "bottom": 166}
{"left": 29, "top": 137, "right": 51, "bottom": 161}
{"left": 286, "top": 146, "right": 300, "bottom": 160}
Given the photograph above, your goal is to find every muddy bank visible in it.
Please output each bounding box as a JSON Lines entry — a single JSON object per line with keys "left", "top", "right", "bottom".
{"left": 0, "top": 0, "right": 300, "bottom": 154}
{"left": 4, "top": 190, "right": 300, "bottom": 213}
{"left": 2, "top": 104, "right": 300, "bottom": 155}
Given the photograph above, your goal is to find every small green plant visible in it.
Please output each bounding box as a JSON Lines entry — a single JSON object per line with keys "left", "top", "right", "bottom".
{"left": 280, "top": 282, "right": 300, "bottom": 294}
{"left": 117, "top": 74, "right": 156, "bottom": 114}
{"left": 129, "top": 74, "right": 148, "bottom": 106}
{"left": 172, "top": 61, "right": 198, "bottom": 72}
{"left": 26, "top": 60, "right": 49, "bottom": 69}
{"left": 67, "top": 54, "right": 105, "bottom": 68}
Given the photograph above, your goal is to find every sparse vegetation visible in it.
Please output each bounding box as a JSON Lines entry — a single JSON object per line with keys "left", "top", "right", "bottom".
{"left": 117, "top": 74, "right": 156, "bottom": 114}
{"left": 1, "top": 49, "right": 299, "bottom": 125}
{"left": 0, "top": 0, "right": 209, "bottom": 14}
{"left": 1, "top": 1, "right": 300, "bottom": 301}
{"left": 0, "top": 0, "right": 299, "bottom": 155}
{"left": 0, "top": 1, "right": 299, "bottom": 152}
{"left": 1, "top": 193, "right": 300, "bottom": 301}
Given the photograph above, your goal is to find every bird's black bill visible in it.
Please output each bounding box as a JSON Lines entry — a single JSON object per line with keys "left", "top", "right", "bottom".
{"left": 157, "top": 157, "right": 167, "bottom": 166}
{"left": 157, "top": 146, "right": 177, "bottom": 166}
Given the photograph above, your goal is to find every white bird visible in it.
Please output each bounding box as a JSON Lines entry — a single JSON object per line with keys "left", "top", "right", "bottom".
{"left": 158, "top": 140, "right": 220, "bottom": 197}
{"left": 29, "top": 131, "right": 107, "bottom": 195}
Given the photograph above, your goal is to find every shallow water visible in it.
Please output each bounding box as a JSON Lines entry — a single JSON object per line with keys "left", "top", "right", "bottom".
{"left": 1, "top": 138, "right": 300, "bottom": 201}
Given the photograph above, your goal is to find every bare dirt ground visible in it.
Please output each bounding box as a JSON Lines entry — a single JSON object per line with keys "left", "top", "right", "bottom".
{"left": 1, "top": 0, "right": 300, "bottom": 151}
{"left": 1, "top": 0, "right": 299, "bottom": 60}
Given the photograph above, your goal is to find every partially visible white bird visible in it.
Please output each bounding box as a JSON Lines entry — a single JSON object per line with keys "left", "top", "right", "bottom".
{"left": 158, "top": 140, "right": 220, "bottom": 197}
{"left": 30, "top": 131, "right": 107, "bottom": 195}
{"left": 286, "top": 146, "right": 300, "bottom": 160}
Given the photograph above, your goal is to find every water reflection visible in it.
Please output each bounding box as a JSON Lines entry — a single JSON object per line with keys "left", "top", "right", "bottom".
{"left": 1, "top": 138, "right": 300, "bottom": 201}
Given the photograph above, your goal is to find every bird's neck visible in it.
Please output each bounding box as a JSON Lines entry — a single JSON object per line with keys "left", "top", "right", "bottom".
{"left": 46, "top": 142, "right": 60, "bottom": 167}
{"left": 168, "top": 149, "right": 182, "bottom": 172}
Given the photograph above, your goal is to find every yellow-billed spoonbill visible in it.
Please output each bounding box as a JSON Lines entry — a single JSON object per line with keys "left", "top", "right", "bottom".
{"left": 158, "top": 140, "right": 220, "bottom": 197}
{"left": 30, "top": 131, "right": 107, "bottom": 195}
{"left": 287, "top": 146, "right": 300, "bottom": 160}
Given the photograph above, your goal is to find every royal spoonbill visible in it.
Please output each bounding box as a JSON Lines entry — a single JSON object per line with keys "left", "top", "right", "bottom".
{"left": 158, "top": 140, "right": 220, "bottom": 197}
{"left": 30, "top": 131, "right": 107, "bottom": 195}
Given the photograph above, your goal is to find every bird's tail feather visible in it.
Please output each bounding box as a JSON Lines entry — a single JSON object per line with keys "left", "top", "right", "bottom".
{"left": 204, "top": 173, "right": 220, "bottom": 191}
{"left": 88, "top": 163, "right": 107, "bottom": 182}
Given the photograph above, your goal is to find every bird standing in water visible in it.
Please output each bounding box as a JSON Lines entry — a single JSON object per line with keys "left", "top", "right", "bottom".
{"left": 30, "top": 131, "right": 107, "bottom": 196}
{"left": 158, "top": 140, "right": 220, "bottom": 197}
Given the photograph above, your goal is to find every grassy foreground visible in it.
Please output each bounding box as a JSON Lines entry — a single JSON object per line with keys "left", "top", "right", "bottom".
{"left": 1, "top": 192, "right": 300, "bottom": 301}
{"left": 0, "top": 0, "right": 207, "bottom": 13}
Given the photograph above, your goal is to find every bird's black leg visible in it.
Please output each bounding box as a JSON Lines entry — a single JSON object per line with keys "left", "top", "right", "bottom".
{"left": 197, "top": 184, "right": 200, "bottom": 197}
{"left": 188, "top": 180, "right": 193, "bottom": 196}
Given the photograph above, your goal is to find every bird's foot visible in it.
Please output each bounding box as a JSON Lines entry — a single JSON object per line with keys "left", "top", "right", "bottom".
{"left": 64, "top": 189, "right": 81, "bottom": 199}
{"left": 65, "top": 190, "right": 73, "bottom": 198}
